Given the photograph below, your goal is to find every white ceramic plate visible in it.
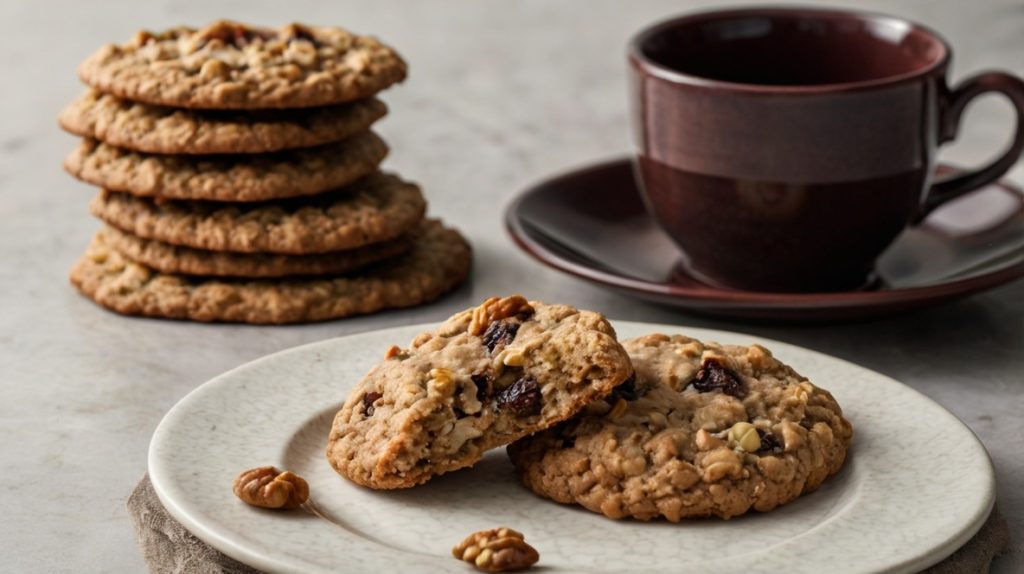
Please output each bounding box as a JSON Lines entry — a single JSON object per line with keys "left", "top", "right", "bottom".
{"left": 149, "top": 322, "right": 994, "bottom": 574}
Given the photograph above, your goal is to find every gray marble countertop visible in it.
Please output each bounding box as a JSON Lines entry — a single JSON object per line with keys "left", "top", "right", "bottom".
{"left": 2, "top": 0, "right": 1021, "bottom": 572}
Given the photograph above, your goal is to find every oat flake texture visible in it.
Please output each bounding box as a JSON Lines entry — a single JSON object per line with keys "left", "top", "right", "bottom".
{"left": 70, "top": 219, "right": 470, "bottom": 324}
{"left": 78, "top": 21, "right": 408, "bottom": 109}
{"left": 59, "top": 89, "right": 388, "bottom": 154}
{"left": 507, "top": 333, "right": 853, "bottom": 521}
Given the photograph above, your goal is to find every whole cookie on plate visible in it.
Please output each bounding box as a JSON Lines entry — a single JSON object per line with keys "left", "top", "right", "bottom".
{"left": 59, "top": 90, "right": 388, "bottom": 155}
{"left": 96, "top": 225, "right": 410, "bottom": 278}
{"left": 507, "top": 333, "right": 853, "bottom": 521}
{"left": 69, "top": 219, "right": 470, "bottom": 324}
{"left": 64, "top": 131, "right": 387, "bottom": 202}
{"left": 325, "top": 295, "right": 635, "bottom": 489}
{"left": 78, "top": 21, "right": 407, "bottom": 109}
{"left": 89, "top": 171, "right": 427, "bottom": 254}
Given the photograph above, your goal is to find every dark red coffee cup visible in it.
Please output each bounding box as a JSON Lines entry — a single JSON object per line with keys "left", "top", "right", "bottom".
{"left": 629, "top": 7, "right": 1024, "bottom": 293}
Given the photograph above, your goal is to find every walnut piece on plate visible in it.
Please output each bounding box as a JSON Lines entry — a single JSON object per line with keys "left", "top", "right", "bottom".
{"left": 232, "top": 466, "right": 308, "bottom": 510}
{"left": 453, "top": 527, "right": 539, "bottom": 572}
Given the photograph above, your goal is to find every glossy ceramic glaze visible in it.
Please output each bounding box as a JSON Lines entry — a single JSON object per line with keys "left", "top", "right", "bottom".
{"left": 629, "top": 7, "right": 1024, "bottom": 292}
{"left": 506, "top": 159, "right": 1024, "bottom": 321}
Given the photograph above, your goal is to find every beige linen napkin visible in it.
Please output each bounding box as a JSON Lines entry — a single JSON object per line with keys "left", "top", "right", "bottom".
{"left": 129, "top": 475, "right": 259, "bottom": 574}
{"left": 128, "top": 474, "right": 1009, "bottom": 573}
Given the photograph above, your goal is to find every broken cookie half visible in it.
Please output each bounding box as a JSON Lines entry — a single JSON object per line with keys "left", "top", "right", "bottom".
{"left": 326, "top": 295, "right": 634, "bottom": 489}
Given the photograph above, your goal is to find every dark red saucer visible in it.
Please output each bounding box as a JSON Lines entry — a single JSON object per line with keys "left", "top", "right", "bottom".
{"left": 505, "top": 158, "right": 1024, "bottom": 321}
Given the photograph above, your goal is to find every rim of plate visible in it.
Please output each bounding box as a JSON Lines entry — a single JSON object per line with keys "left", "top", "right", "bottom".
{"left": 149, "top": 321, "right": 995, "bottom": 574}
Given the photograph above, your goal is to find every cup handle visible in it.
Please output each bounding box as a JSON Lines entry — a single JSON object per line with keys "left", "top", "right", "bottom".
{"left": 915, "top": 71, "right": 1024, "bottom": 221}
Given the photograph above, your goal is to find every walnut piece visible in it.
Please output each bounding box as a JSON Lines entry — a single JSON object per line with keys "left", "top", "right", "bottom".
{"left": 280, "top": 22, "right": 316, "bottom": 42}
{"left": 133, "top": 30, "right": 154, "bottom": 47}
{"left": 195, "top": 20, "right": 248, "bottom": 43}
{"left": 427, "top": 368, "right": 456, "bottom": 398}
{"left": 383, "top": 345, "right": 411, "bottom": 361}
{"left": 468, "top": 296, "right": 534, "bottom": 336}
{"left": 728, "top": 421, "right": 761, "bottom": 452}
{"left": 233, "top": 466, "right": 309, "bottom": 510}
{"left": 453, "top": 527, "right": 539, "bottom": 572}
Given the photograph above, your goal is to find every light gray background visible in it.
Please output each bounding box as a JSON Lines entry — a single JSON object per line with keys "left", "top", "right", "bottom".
{"left": 1, "top": 0, "right": 1021, "bottom": 572}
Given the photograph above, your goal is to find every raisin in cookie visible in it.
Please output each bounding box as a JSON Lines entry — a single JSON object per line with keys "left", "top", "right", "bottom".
{"left": 65, "top": 131, "right": 387, "bottom": 202}
{"left": 326, "top": 296, "right": 634, "bottom": 489}
{"left": 507, "top": 333, "right": 852, "bottom": 520}
{"left": 59, "top": 90, "right": 387, "bottom": 155}
{"left": 78, "top": 21, "right": 407, "bottom": 109}
{"left": 70, "top": 219, "right": 469, "bottom": 324}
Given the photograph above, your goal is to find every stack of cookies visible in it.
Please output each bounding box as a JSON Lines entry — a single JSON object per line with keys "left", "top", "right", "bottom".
{"left": 59, "top": 21, "right": 471, "bottom": 324}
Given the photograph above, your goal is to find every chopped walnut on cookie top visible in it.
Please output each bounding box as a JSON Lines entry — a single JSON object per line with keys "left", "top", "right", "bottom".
{"left": 78, "top": 20, "right": 408, "bottom": 109}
